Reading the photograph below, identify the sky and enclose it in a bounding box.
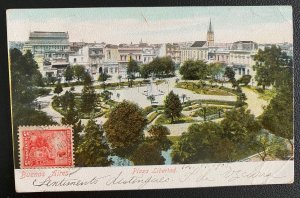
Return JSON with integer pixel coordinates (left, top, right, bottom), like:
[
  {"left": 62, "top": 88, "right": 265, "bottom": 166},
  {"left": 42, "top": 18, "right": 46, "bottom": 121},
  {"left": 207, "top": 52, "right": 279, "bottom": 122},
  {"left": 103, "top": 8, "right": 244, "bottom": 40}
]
[{"left": 6, "top": 6, "right": 293, "bottom": 44}]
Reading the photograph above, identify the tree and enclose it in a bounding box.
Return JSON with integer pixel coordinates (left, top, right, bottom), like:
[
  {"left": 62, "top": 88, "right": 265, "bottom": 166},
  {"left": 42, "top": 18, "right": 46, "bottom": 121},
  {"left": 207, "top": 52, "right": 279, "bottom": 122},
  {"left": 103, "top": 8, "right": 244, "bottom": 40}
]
[
  {"left": 208, "top": 63, "right": 224, "bottom": 81},
  {"left": 140, "top": 57, "right": 175, "bottom": 78},
  {"left": 149, "top": 57, "right": 162, "bottom": 77},
  {"left": 253, "top": 45, "right": 290, "bottom": 90},
  {"left": 103, "top": 101, "right": 147, "bottom": 157},
  {"left": 172, "top": 122, "right": 233, "bottom": 164},
  {"left": 179, "top": 60, "right": 208, "bottom": 80},
  {"left": 130, "top": 142, "right": 165, "bottom": 165},
  {"left": 164, "top": 91, "right": 182, "bottom": 123},
  {"left": 11, "top": 49, "right": 40, "bottom": 104},
  {"left": 61, "top": 91, "right": 83, "bottom": 154},
  {"left": 221, "top": 107, "right": 261, "bottom": 147},
  {"left": 83, "top": 72, "right": 92, "bottom": 85},
  {"left": 140, "top": 64, "right": 151, "bottom": 78},
  {"left": 23, "top": 50, "right": 40, "bottom": 76},
  {"left": 101, "top": 90, "right": 113, "bottom": 101},
  {"left": 32, "top": 72, "right": 44, "bottom": 87},
  {"left": 54, "top": 82, "right": 63, "bottom": 95},
  {"left": 98, "top": 72, "right": 110, "bottom": 82},
  {"left": 224, "top": 67, "right": 236, "bottom": 86},
  {"left": 64, "top": 66, "right": 74, "bottom": 82},
  {"left": 238, "top": 75, "right": 251, "bottom": 86},
  {"left": 80, "top": 83, "right": 96, "bottom": 113},
  {"left": 60, "top": 90, "right": 74, "bottom": 111},
  {"left": 160, "top": 56, "right": 176, "bottom": 76},
  {"left": 73, "top": 65, "right": 86, "bottom": 81},
  {"left": 197, "top": 61, "right": 209, "bottom": 80},
  {"left": 45, "top": 74, "right": 57, "bottom": 85},
  {"left": 261, "top": 78, "right": 293, "bottom": 154},
  {"left": 256, "top": 133, "right": 290, "bottom": 161},
  {"left": 235, "top": 92, "right": 247, "bottom": 107},
  {"left": 10, "top": 49, "right": 55, "bottom": 168},
  {"left": 127, "top": 59, "right": 139, "bottom": 76},
  {"left": 76, "top": 119, "right": 112, "bottom": 166},
  {"left": 147, "top": 124, "right": 172, "bottom": 151},
  {"left": 118, "top": 75, "right": 122, "bottom": 87}
]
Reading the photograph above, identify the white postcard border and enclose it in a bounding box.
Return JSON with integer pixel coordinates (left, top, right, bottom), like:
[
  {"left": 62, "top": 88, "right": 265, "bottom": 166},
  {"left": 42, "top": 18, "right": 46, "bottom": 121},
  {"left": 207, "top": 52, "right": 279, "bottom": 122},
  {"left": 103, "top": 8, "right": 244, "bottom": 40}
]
[{"left": 15, "top": 160, "right": 294, "bottom": 192}]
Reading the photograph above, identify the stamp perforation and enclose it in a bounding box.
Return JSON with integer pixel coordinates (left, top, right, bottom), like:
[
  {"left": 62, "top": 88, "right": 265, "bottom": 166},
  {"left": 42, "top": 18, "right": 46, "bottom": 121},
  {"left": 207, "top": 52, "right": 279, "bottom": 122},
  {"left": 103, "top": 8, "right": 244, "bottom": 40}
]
[{"left": 18, "top": 125, "right": 74, "bottom": 169}]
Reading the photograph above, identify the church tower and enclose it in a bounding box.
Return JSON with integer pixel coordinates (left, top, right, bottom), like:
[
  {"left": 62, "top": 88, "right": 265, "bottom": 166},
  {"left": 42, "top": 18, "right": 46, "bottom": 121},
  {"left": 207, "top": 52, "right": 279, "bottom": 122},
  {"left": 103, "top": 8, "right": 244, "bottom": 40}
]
[{"left": 207, "top": 19, "right": 214, "bottom": 47}]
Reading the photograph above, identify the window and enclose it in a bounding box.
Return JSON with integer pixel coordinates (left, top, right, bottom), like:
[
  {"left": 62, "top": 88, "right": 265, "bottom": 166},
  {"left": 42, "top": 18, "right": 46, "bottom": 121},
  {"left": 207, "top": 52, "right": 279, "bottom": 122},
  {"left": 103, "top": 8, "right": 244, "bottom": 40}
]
[{"left": 108, "top": 51, "right": 111, "bottom": 59}]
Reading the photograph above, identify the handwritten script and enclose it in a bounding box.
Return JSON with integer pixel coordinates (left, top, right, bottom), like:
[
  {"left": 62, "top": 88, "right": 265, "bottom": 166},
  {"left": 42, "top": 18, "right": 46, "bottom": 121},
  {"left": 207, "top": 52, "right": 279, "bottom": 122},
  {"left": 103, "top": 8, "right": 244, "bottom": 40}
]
[{"left": 15, "top": 161, "right": 293, "bottom": 192}]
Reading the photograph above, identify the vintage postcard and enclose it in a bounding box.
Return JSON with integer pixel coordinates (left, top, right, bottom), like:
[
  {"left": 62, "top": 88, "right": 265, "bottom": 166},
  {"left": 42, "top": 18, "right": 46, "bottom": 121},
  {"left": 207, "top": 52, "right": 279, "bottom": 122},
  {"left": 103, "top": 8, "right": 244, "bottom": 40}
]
[{"left": 7, "top": 6, "right": 293, "bottom": 192}]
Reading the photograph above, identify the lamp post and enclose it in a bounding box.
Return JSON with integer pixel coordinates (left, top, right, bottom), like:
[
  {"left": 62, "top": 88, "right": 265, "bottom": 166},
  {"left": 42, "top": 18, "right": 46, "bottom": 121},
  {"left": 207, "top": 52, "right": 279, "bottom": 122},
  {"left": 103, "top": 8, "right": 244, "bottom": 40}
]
[
  {"left": 167, "top": 80, "right": 170, "bottom": 93},
  {"left": 203, "top": 104, "right": 208, "bottom": 121}
]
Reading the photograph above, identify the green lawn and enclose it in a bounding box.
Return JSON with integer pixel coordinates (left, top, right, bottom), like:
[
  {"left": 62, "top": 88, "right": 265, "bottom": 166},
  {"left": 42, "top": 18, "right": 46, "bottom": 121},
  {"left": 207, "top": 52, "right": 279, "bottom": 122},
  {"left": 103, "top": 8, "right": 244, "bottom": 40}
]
[
  {"left": 52, "top": 94, "right": 116, "bottom": 119},
  {"left": 191, "top": 106, "right": 224, "bottom": 117},
  {"left": 192, "top": 99, "right": 237, "bottom": 106},
  {"left": 176, "top": 82, "right": 236, "bottom": 96},
  {"left": 147, "top": 111, "right": 161, "bottom": 124},
  {"left": 155, "top": 114, "right": 195, "bottom": 125},
  {"left": 168, "top": 136, "right": 181, "bottom": 144},
  {"left": 94, "top": 79, "right": 165, "bottom": 90}
]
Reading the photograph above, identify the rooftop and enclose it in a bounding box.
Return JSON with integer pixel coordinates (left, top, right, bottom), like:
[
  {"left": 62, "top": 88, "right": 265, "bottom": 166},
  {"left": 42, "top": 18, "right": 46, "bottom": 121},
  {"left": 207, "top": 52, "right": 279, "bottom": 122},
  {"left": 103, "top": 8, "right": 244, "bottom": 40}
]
[
  {"left": 190, "top": 41, "right": 207, "bottom": 48},
  {"left": 231, "top": 41, "right": 258, "bottom": 51},
  {"left": 29, "top": 31, "right": 69, "bottom": 39}
]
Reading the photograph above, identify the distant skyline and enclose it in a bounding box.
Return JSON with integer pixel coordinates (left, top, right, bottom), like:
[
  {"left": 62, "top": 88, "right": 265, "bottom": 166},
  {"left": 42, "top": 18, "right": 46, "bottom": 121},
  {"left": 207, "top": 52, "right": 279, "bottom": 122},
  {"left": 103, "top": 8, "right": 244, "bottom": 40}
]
[{"left": 6, "top": 6, "right": 293, "bottom": 44}]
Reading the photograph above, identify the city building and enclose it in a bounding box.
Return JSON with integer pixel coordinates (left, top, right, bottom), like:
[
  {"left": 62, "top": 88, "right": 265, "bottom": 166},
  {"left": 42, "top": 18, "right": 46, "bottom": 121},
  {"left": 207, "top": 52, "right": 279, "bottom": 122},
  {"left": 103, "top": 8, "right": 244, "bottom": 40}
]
[
  {"left": 208, "top": 48, "right": 230, "bottom": 64},
  {"left": 103, "top": 44, "right": 120, "bottom": 76},
  {"left": 23, "top": 31, "right": 71, "bottom": 77},
  {"left": 118, "top": 46, "right": 143, "bottom": 77},
  {"left": 180, "top": 20, "right": 215, "bottom": 64},
  {"left": 228, "top": 41, "right": 258, "bottom": 80},
  {"left": 69, "top": 43, "right": 109, "bottom": 80},
  {"left": 158, "top": 43, "right": 181, "bottom": 65},
  {"left": 142, "top": 47, "right": 158, "bottom": 64},
  {"left": 70, "top": 42, "right": 86, "bottom": 52},
  {"left": 9, "top": 41, "right": 24, "bottom": 50},
  {"left": 180, "top": 41, "right": 209, "bottom": 63}
]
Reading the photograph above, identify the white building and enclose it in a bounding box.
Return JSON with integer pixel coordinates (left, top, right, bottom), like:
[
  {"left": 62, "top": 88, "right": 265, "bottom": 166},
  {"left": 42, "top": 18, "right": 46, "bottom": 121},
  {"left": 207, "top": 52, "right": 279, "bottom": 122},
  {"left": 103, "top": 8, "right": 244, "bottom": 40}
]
[
  {"left": 228, "top": 41, "right": 258, "bottom": 80},
  {"left": 208, "top": 48, "right": 230, "bottom": 64},
  {"left": 180, "top": 41, "right": 209, "bottom": 63},
  {"left": 158, "top": 43, "right": 181, "bottom": 65},
  {"left": 117, "top": 47, "right": 143, "bottom": 77},
  {"left": 69, "top": 43, "right": 106, "bottom": 80},
  {"left": 142, "top": 47, "right": 158, "bottom": 64},
  {"left": 23, "top": 31, "right": 71, "bottom": 77}
]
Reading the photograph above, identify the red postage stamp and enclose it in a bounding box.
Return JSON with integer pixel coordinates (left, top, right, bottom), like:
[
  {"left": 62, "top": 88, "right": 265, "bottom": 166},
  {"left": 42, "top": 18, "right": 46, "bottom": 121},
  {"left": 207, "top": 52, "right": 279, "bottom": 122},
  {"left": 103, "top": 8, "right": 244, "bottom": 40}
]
[{"left": 18, "top": 126, "right": 73, "bottom": 168}]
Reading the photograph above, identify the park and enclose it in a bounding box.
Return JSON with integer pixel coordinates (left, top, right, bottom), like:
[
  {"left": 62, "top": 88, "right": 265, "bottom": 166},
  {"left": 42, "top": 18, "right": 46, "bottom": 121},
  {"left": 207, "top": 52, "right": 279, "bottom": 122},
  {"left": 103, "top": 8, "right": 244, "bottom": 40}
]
[{"left": 10, "top": 46, "right": 293, "bottom": 167}]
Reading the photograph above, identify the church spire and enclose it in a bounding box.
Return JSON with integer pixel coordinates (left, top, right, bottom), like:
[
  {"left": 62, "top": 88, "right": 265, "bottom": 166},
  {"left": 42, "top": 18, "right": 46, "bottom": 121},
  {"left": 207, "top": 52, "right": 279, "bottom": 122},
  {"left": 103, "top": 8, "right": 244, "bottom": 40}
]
[
  {"left": 208, "top": 18, "right": 213, "bottom": 33},
  {"left": 207, "top": 19, "right": 214, "bottom": 47}
]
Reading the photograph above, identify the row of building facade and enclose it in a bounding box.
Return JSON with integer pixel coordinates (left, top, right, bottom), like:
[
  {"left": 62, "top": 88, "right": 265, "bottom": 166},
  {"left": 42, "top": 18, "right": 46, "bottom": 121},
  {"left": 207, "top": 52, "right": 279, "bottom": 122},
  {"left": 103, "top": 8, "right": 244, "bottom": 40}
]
[{"left": 12, "top": 20, "right": 293, "bottom": 81}]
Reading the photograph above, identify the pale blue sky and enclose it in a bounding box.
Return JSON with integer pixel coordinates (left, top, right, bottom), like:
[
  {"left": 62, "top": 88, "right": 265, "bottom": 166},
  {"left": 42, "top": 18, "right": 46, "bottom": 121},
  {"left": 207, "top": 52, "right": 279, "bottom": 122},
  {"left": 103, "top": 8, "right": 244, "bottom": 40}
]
[{"left": 6, "top": 6, "right": 293, "bottom": 44}]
